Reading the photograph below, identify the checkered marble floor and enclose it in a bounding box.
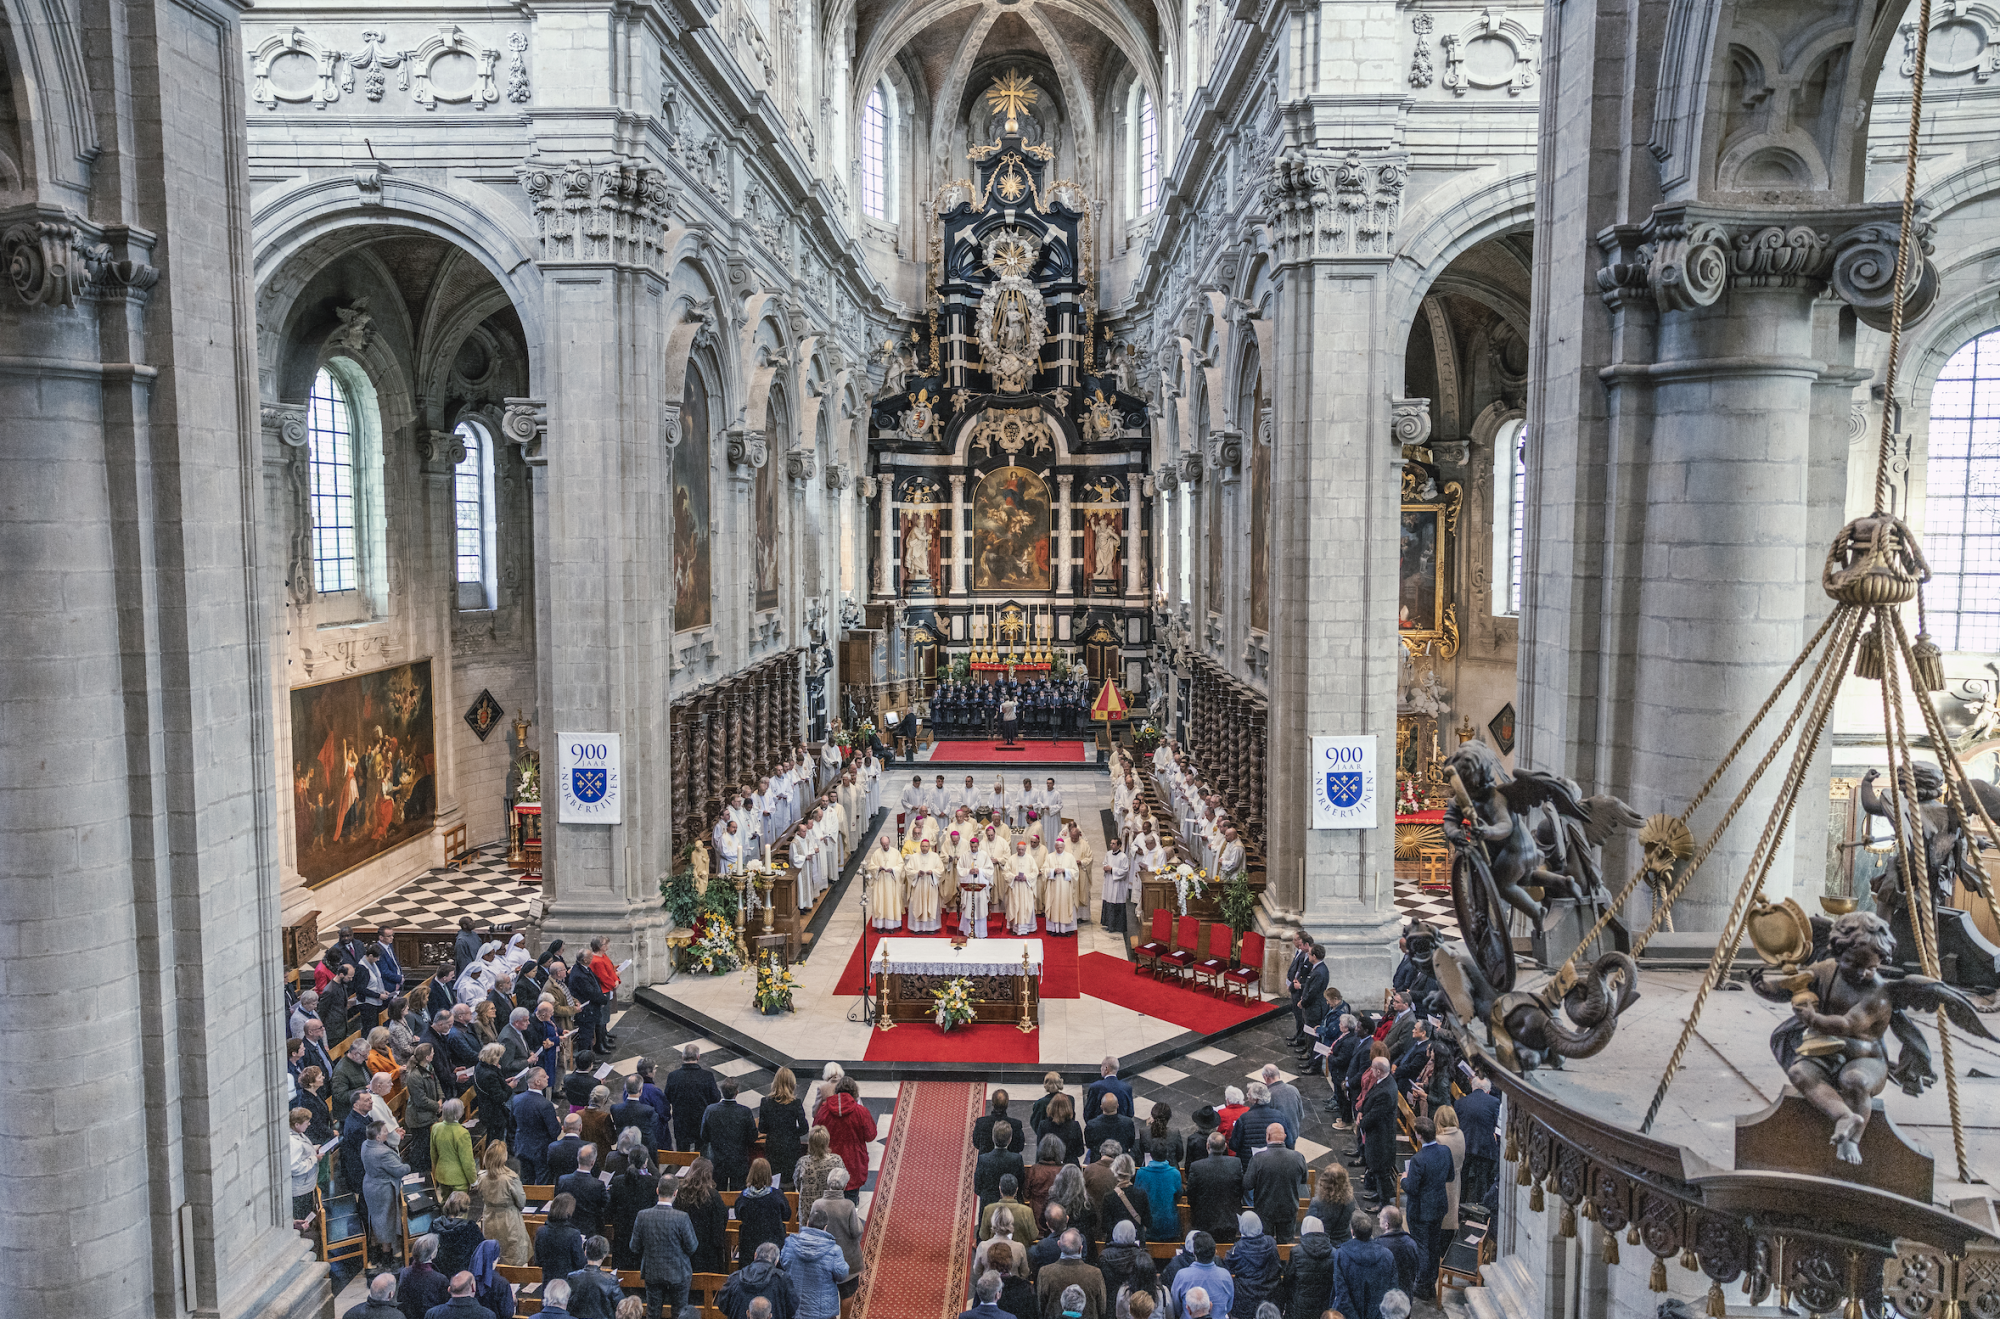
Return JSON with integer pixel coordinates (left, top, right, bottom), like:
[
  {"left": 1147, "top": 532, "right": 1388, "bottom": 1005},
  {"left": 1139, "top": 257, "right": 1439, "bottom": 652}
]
[
  {"left": 338, "top": 848, "right": 539, "bottom": 935},
  {"left": 1394, "top": 880, "right": 1460, "bottom": 943}
]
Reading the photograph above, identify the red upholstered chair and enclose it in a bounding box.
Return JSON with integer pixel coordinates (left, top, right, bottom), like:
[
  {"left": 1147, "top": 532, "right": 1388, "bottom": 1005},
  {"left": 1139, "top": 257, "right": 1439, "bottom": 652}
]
[
  {"left": 1162, "top": 915, "right": 1200, "bottom": 983},
  {"left": 1135, "top": 908, "right": 1173, "bottom": 979},
  {"left": 1224, "top": 930, "right": 1266, "bottom": 1003},
  {"left": 1192, "top": 923, "right": 1234, "bottom": 996}
]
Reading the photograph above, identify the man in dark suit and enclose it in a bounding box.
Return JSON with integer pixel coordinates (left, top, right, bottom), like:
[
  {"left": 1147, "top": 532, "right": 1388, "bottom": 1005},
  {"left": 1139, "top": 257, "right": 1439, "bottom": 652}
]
[
  {"left": 498, "top": 1008, "right": 538, "bottom": 1082},
  {"left": 298, "top": 1018, "right": 337, "bottom": 1082},
  {"left": 511, "top": 1071, "right": 564, "bottom": 1185},
  {"left": 1380, "top": 991, "right": 1417, "bottom": 1062},
  {"left": 632, "top": 1179, "right": 700, "bottom": 1317},
  {"left": 1282, "top": 930, "right": 1312, "bottom": 1037},
  {"left": 975, "top": 1121, "right": 1027, "bottom": 1206},
  {"left": 452, "top": 917, "right": 482, "bottom": 977},
  {"left": 337, "top": 1092, "right": 374, "bottom": 1196},
  {"left": 973, "top": 1092, "right": 1027, "bottom": 1154},
  {"left": 1453, "top": 1076, "right": 1502, "bottom": 1204},
  {"left": 664, "top": 1044, "right": 722, "bottom": 1152},
  {"left": 1084, "top": 1097, "right": 1136, "bottom": 1163},
  {"left": 444, "top": 1005, "right": 482, "bottom": 1076},
  {"left": 1356, "top": 1059, "right": 1400, "bottom": 1205},
  {"left": 1028, "top": 1205, "right": 1070, "bottom": 1274},
  {"left": 547, "top": 1114, "right": 586, "bottom": 1182},
  {"left": 1290, "top": 944, "right": 1329, "bottom": 1047},
  {"left": 1185, "top": 1131, "right": 1245, "bottom": 1242},
  {"left": 1225, "top": 1084, "right": 1294, "bottom": 1166},
  {"left": 558, "top": 1143, "right": 613, "bottom": 1237},
  {"left": 1244, "top": 1122, "right": 1309, "bottom": 1243},
  {"left": 611, "top": 1075, "right": 660, "bottom": 1160},
  {"left": 699, "top": 1081, "right": 760, "bottom": 1190},
  {"left": 568, "top": 957, "right": 610, "bottom": 1059},
  {"left": 1400, "top": 1117, "right": 1455, "bottom": 1299},
  {"left": 1083, "top": 1058, "right": 1133, "bottom": 1126}
]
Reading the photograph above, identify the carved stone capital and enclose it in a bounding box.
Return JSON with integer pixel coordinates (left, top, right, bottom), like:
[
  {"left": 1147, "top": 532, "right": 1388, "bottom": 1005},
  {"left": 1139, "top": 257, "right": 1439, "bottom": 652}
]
[
  {"left": 1056, "top": 472, "right": 1075, "bottom": 491},
  {"left": 261, "top": 402, "right": 309, "bottom": 448},
  {"left": 947, "top": 472, "right": 968, "bottom": 493},
  {"left": 1211, "top": 427, "right": 1244, "bottom": 478},
  {"left": 1262, "top": 148, "right": 1408, "bottom": 265},
  {"left": 825, "top": 462, "right": 849, "bottom": 492},
  {"left": 726, "top": 427, "right": 768, "bottom": 472},
  {"left": 0, "top": 209, "right": 158, "bottom": 310},
  {"left": 1595, "top": 202, "right": 1939, "bottom": 327},
  {"left": 418, "top": 428, "right": 468, "bottom": 474},
  {"left": 662, "top": 401, "right": 683, "bottom": 448},
  {"left": 785, "top": 448, "right": 816, "bottom": 484},
  {"left": 860, "top": 474, "right": 879, "bottom": 499},
  {"left": 1391, "top": 397, "right": 1432, "bottom": 448},
  {"left": 1178, "top": 451, "right": 1204, "bottom": 486},
  {"left": 518, "top": 154, "right": 672, "bottom": 268},
  {"left": 501, "top": 397, "right": 548, "bottom": 466},
  {"left": 1155, "top": 462, "right": 1180, "bottom": 495}
]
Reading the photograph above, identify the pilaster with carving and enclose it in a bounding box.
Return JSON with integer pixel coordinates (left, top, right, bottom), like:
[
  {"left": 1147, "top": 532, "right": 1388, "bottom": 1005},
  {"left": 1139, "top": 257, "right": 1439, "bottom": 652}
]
[
  {"left": 1262, "top": 150, "right": 1409, "bottom": 265},
  {"left": 518, "top": 157, "right": 674, "bottom": 268},
  {"left": 261, "top": 403, "right": 313, "bottom": 611},
  {"left": 501, "top": 397, "right": 547, "bottom": 466},
  {"left": 1211, "top": 427, "right": 1243, "bottom": 482}
]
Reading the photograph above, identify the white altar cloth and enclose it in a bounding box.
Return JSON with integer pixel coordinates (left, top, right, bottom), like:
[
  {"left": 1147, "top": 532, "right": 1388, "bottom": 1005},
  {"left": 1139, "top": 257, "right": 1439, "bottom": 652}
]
[{"left": 874, "top": 936, "right": 1044, "bottom": 977}]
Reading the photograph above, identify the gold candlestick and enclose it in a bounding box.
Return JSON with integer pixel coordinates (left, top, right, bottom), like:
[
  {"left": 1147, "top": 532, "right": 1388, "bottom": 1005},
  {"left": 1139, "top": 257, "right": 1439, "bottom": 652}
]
[
  {"left": 1017, "top": 943, "right": 1036, "bottom": 1034},
  {"left": 875, "top": 945, "right": 895, "bottom": 1031}
]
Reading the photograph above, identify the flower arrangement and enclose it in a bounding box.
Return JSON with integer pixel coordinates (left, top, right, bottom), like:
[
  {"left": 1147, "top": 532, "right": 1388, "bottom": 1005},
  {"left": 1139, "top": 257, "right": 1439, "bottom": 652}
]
[
  {"left": 1130, "top": 722, "right": 1164, "bottom": 754},
  {"left": 689, "top": 923, "right": 742, "bottom": 975},
  {"left": 933, "top": 977, "right": 977, "bottom": 1031},
  {"left": 1172, "top": 862, "right": 1208, "bottom": 916},
  {"left": 754, "top": 958, "right": 800, "bottom": 1014}
]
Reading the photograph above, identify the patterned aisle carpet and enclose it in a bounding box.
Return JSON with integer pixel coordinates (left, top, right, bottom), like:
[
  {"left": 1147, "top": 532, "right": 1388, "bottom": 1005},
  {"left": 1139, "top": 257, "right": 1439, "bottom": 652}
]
[{"left": 854, "top": 1081, "right": 984, "bottom": 1319}]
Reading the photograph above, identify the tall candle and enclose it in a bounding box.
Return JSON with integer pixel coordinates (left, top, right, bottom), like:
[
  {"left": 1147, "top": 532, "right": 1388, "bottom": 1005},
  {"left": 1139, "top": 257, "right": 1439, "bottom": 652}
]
[{"left": 764, "top": 843, "right": 772, "bottom": 868}]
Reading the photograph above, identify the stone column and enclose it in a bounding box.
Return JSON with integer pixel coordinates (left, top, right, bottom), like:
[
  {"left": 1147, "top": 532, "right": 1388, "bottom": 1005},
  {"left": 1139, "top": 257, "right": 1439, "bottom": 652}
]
[
  {"left": 949, "top": 472, "right": 968, "bottom": 595},
  {"left": 417, "top": 430, "right": 466, "bottom": 834},
  {"left": 874, "top": 471, "right": 895, "bottom": 597},
  {"left": 1127, "top": 468, "right": 1145, "bottom": 597},
  {"left": 1057, "top": 473, "right": 1075, "bottom": 594},
  {"left": 1259, "top": 148, "right": 1410, "bottom": 983},
  {"left": 1155, "top": 464, "right": 1177, "bottom": 607},
  {"left": 1571, "top": 208, "right": 1924, "bottom": 926}
]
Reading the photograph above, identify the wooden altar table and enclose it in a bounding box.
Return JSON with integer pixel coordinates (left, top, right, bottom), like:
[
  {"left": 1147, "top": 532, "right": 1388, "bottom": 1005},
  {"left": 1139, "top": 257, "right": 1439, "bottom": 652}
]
[{"left": 873, "top": 936, "right": 1042, "bottom": 1025}]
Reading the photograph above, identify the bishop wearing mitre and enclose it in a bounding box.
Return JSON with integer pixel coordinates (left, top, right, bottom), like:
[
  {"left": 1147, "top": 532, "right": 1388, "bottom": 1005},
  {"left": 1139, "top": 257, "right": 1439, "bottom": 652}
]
[
  {"left": 1043, "top": 835, "right": 1080, "bottom": 936},
  {"left": 1004, "top": 838, "right": 1041, "bottom": 936},
  {"left": 906, "top": 837, "right": 945, "bottom": 933},
  {"left": 867, "top": 834, "right": 904, "bottom": 931}
]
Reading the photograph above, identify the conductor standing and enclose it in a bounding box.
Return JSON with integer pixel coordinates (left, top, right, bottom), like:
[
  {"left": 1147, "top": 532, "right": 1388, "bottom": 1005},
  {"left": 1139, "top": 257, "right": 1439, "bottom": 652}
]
[{"left": 999, "top": 694, "right": 1020, "bottom": 745}]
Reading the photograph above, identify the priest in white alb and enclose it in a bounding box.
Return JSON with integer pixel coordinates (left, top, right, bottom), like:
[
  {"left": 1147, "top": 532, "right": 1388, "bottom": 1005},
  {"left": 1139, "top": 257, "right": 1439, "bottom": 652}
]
[
  {"left": 1064, "top": 820, "right": 1094, "bottom": 925},
  {"left": 983, "top": 776, "right": 1009, "bottom": 822},
  {"left": 905, "top": 836, "right": 945, "bottom": 933},
  {"left": 1004, "top": 838, "right": 1041, "bottom": 936},
  {"left": 713, "top": 815, "right": 745, "bottom": 874},
  {"left": 788, "top": 821, "right": 818, "bottom": 912},
  {"left": 1043, "top": 834, "right": 1080, "bottom": 936},
  {"left": 1099, "top": 835, "right": 1134, "bottom": 932},
  {"left": 866, "top": 834, "right": 903, "bottom": 931},
  {"left": 1215, "top": 824, "right": 1246, "bottom": 884},
  {"left": 958, "top": 835, "right": 993, "bottom": 938}
]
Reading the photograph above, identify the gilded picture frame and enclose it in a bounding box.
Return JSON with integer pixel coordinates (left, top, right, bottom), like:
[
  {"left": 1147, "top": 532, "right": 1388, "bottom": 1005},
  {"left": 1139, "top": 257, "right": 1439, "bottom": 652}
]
[{"left": 1399, "top": 469, "right": 1461, "bottom": 659}]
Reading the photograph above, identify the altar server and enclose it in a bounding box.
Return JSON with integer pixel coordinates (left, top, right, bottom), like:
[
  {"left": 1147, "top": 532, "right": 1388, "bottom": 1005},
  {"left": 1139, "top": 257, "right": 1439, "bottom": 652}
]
[
  {"left": 867, "top": 835, "right": 904, "bottom": 931},
  {"left": 926, "top": 775, "right": 951, "bottom": 817},
  {"left": 958, "top": 836, "right": 994, "bottom": 938},
  {"left": 1004, "top": 839, "right": 1041, "bottom": 936},
  {"left": 1013, "top": 777, "right": 1038, "bottom": 831},
  {"left": 984, "top": 776, "right": 1009, "bottom": 822},
  {"left": 1041, "top": 778, "right": 1066, "bottom": 828},
  {"left": 1043, "top": 836, "right": 1081, "bottom": 936},
  {"left": 754, "top": 776, "right": 779, "bottom": 850},
  {"left": 811, "top": 807, "right": 838, "bottom": 900},
  {"left": 1216, "top": 825, "right": 1246, "bottom": 884},
  {"left": 1100, "top": 836, "right": 1134, "bottom": 933},
  {"left": 906, "top": 837, "right": 945, "bottom": 933},
  {"left": 949, "top": 775, "right": 979, "bottom": 818},
  {"left": 820, "top": 739, "right": 842, "bottom": 791},
  {"left": 1131, "top": 828, "right": 1166, "bottom": 882},
  {"left": 713, "top": 815, "right": 745, "bottom": 874},
  {"left": 899, "top": 774, "right": 927, "bottom": 828}
]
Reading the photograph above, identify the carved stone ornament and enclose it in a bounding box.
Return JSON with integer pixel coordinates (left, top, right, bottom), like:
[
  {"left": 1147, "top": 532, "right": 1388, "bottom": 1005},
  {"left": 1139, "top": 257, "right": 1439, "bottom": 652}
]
[
  {"left": 785, "top": 448, "right": 816, "bottom": 484},
  {"left": 500, "top": 397, "right": 547, "bottom": 466},
  {"left": 661, "top": 401, "right": 682, "bottom": 448},
  {"left": 1595, "top": 202, "right": 1940, "bottom": 328},
  {"left": 406, "top": 26, "right": 502, "bottom": 109},
  {"left": 519, "top": 155, "right": 672, "bottom": 268},
  {"left": 262, "top": 402, "right": 310, "bottom": 448},
  {"left": 1177, "top": 451, "right": 1204, "bottom": 486},
  {"left": 418, "top": 428, "right": 468, "bottom": 472},
  {"left": 1155, "top": 462, "right": 1180, "bottom": 494},
  {"left": 825, "top": 462, "right": 849, "bottom": 492},
  {"left": 967, "top": 407, "right": 1054, "bottom": 459},
  {"left": 1439, "top": 7, "right": 1539, "bottom": 96},
  {"left": 1211, "top": 427, "right": 1244, "bottom": 476},
  {"left": 1263, "top": 149, "right": 1408, "bottom": 263},
  {"left": 3, "top": 217, "right": 100, "bottom": 309},
  {"left": 250, "top": 27, "right": 346, "bottom": 109},
  {"left": 726, "top": 427, "right": 768, "bottom": 471},
  {"left": 328, "top": 299, "right": 374, "bottom": 354},
  {"left": 1392, "top": 397, "right": 1433, "bottom": 447},
  {"left": 1410, "top": 12, "right": 1435, "bottom": 87}
]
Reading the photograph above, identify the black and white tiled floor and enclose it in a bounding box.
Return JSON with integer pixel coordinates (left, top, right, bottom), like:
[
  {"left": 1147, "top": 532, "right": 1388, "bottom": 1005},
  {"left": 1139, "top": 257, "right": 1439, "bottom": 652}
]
[
  {"left": 1394, "top": 883, "right": 1461, "bottom": 943},
  {"left": 335, "top": 849, "right": 540, "bottom": 936}
]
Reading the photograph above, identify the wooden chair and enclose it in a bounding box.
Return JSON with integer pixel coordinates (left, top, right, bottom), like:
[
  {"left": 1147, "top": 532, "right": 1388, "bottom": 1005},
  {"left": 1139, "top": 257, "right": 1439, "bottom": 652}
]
[
  {"left": 1134, "top": 908, "right": 1173, "bottom": 979},
  {"left": 517, "top": 1301, "right": 543, "bottom": 1316},
  {"left": 658, "top": 1150, "right": 699, "bottom": 1169},
  {"left": 1223, "top": 930, "right": 1266, "bottom": 1003},
  {"left": 1161, "top": 915, "right": 1200, "bottom": 984},
  {"left": 314, "top": 1186, "right": 368, "bottom": 1271},
  {"left": 1191, "top": 923, "right": 1234, "bottom": 995}
]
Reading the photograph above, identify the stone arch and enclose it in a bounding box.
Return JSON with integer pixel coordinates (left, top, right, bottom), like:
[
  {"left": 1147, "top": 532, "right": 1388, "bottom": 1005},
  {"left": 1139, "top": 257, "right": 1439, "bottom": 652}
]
[
  {"left": 738, "top": 292, "right": 797, "bottom": 433},
  {"left": 0, "top": 0, "right": 96, "bottom": 201},
  {"left": 1384, "top": 165, "right": 1536, "bottom": 345}
]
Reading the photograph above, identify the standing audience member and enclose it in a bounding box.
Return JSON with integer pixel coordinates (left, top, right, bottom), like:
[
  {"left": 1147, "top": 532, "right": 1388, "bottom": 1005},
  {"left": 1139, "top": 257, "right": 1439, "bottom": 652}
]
[
  {"left": 361, "top": 1122, "right": 412, "bottom": 1262},
  {"left": 1258, "top": 1065, "right": 1304, "bottom": 1139},
  {"left": 608, "top": 1136, "right": 660, "bottom": 1272},
  {"left": 1222, "top": 1213, "right": 1280, "bottom": 1319},
  {"left": 535, "top": 1194, "right": 588, "bottom": 1284},
  {"left": 976, "top": 1092, "right": 1028, "bottom": 1153},
  {"left": 1025, "top": 1136, "right": 1067, "bottom": 1222},
  {"left": 580, "top": 1085, "right": 618, "bottom": 1158},
  {"left": 1376, "top": 1206, "right": 1421, "bottom": 1298},
  {"left": 1356, "top": 1059, "right": 1399, "bottom": 1205},
  {"left": 978, "top": 1121, "right": 1028, "bottom": 1207},
  {"left": 1306, "top": 1166, "right": 1356, "bottom": 1246},
  {"left": 759, "top": 1067, "right": 811, "bottom": 1189},
  {"left": 1084, "top": 1097, "right": 1135, "bottom": 1162},
  {"left": 735, "top": 1158, "right": 792, "bottom": 1267},
  {"left": 718, "top": 1243, "right": 798, "bottom": 1319},
  {"left": 1133, "top": 1143, "right": 1182, "bottom": 1243},
  {"left": 294, "top": 1066, "right": 337, "bottom": 1145},
  {"left": 1331, "top": 1212, "right": 1398, "bottom": 1319},
  {"left": 631, "top": 1176, "right": 699, "bottom": 1319},
  {"left": 476, "top": 1141, "right": 531, "bottom": 1265},
  {"left": 1245, "top": 1124, "right": 1308, "bottom": 1243},
  {"left": 780, "top": 1206, "right": 852, "bottom": 1319},
  {"left": 512, "top": 1070, "right": 563, "bottom": 1186},
  {"left": 1185, "top": 1133, "right": 1244, "bottom": 1242},
  {"left": 813, "top": 1080, "right": 877, "bottom": 1201},
  {"left": 1279, "top": 1218, "right": 1336, "bottom": 1319},
  {"left": 566, "top": 1238, "right": 626, "bottom": 1319},
  {"left": 1097, "top": 1156, "right": 1150, "bottom": 1246},
  {"left": 418, "top": 1270, "right": 485, "bottom": 1319},
  {"left": 557, "top": 1144, "right": 611, "bottom": 1239},
  {"left": 1453, "top": 1078, "right": 1502, "bottom": 1205},
  {"left": 1434, "top": 1105, "right": 1467, "bottom": 1240},
  {"left": 962, "top": 1270, "right": 1012, "bottom": 1319},
  {"left": 678, "top": 1158, "right": 731, "bottom": 1276},
  {"left": 1084, "top": 1058, "right": 1134, "bottom": 1127},
  {"left": 402, "top": 1044, "right": 442, "bottom": 1175},
  {"left": 1035, "top": 1094, "right": 1085, "bottom": 1167},
  {"left": 396, "top": 1234, "right": 451, "bottom": 1319},
  {"left": 432, "top": 1192, "right": 483, "bottom": 1276},
  {"left": 547, "top": 1114, "right": 586, "bottom": 1182},
  {"left": 1098, "top": 1220, "right": 1159, "bottom": 1301},
  {"left": 343, "top": 1271, "right": 402, "bottom": 1318},
  {"left": 287, "top": 1110, "right": 320, "bottom": 1226},
  {"left": 665, "top": 1044, "right": 723, "bottom": 1152},
  {"left": 611, "top": 1076, "right": 657, "bottom": 1159},
  {"left": 811, "top": 1168, "right": 866, "bottom": 1305},
  {"left": 794, "top": 1126, "right": 843, "bottom": 1209},
  {"left": 1165, "top": 1236, "right": 1232, "bottom": 1319},
  {"left": 702, "top": 1081, "right": 760, "bottom": 1190},
  {"left": 1036, "top": 1230, "right": 1108, "bottom": 1319},
  {"left": 993, "top": 1244, "right": 1041, "bottom": 1319}
]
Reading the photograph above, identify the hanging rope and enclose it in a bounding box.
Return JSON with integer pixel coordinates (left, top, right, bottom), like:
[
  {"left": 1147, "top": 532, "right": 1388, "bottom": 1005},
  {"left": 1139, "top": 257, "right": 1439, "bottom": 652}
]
[{"left": 1872, "top": 0, "right": 1936, "bottom": 514}]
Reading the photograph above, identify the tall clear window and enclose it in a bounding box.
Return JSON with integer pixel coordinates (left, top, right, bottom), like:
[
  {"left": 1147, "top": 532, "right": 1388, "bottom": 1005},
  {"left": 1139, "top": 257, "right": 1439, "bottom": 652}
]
[
  {"left": 861, "top": 87, "right": 887, "bottom": 220},
  {"left": 1926, "top": 329, "right": 2000, "bottom": 651},
  {"left": 1139, "top": 90, "right": 1159, "bottom": 212},
  {"left": 454, "top": 422, "right": 487, "bottom": 591},
  {"left": 308, "top": 368, "right": 356, "bottom": 594},
  {"left": 1491, "top": 419, "right": 1528, "bottom": 616}
]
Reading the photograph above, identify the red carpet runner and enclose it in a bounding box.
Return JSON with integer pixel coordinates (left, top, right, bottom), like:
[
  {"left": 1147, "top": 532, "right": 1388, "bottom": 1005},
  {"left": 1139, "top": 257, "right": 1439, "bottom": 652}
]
[
  {"left": 854, "top": 1081, "right": 985, "bottom": 1319},
  {"left": 926, "top": 740, "right": 1088, "bottom": 762}
]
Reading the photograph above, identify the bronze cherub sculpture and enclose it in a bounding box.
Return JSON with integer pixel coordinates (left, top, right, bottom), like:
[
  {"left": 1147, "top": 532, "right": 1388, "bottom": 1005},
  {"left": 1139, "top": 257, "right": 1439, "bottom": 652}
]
[{"left": 1750, "top": 910, "right": 1994, "bottom": 1164}]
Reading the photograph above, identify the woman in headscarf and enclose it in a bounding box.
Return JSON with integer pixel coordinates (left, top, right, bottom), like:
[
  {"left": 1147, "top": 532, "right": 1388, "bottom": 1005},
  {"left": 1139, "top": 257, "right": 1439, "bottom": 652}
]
[
  {"left": 454, "top": 943, "right": 500, "bottom": 1005},
  {"left": 498, "top": 932, "right": 533, "bottom": 977}
]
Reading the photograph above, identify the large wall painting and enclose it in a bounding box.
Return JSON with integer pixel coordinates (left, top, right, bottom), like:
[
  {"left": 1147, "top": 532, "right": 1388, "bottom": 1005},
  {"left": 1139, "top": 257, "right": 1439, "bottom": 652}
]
[
  {"left": 673, "top": 366, "right": 712, "bottom": 632},
  {"left": 1399, "top": 468, "right": 1461, "bottom": 658},
  {"left": 972, "top": 466, "right": 1051, "bottom": 592},
  {"left": 754, "top": 439, "right": 780, "bottom": 612},
  {"left": 291, "top": 660, "right": 437, "bottom": 886}
]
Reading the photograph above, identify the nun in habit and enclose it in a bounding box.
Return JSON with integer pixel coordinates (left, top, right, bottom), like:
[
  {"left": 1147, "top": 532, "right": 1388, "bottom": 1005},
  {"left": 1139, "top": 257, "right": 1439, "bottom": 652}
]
[
  {"left": 1004, "top": 839, "right": 1041, "bottom": 937},
  {"left": 867, "top": 836, "right": 904, "bottom": 931},
  {"left": 1043, "top": 836, "right": 1080, "bottom": 937},
  {"left": 905, "top": 837, "right": 945, "bottom": 934}
]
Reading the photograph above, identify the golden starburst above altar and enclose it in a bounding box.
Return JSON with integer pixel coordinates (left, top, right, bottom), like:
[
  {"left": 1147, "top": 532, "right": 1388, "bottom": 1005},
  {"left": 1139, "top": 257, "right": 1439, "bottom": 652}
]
[{"left": 986, "top": 69, "right": 1038, "bottom": 134}]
